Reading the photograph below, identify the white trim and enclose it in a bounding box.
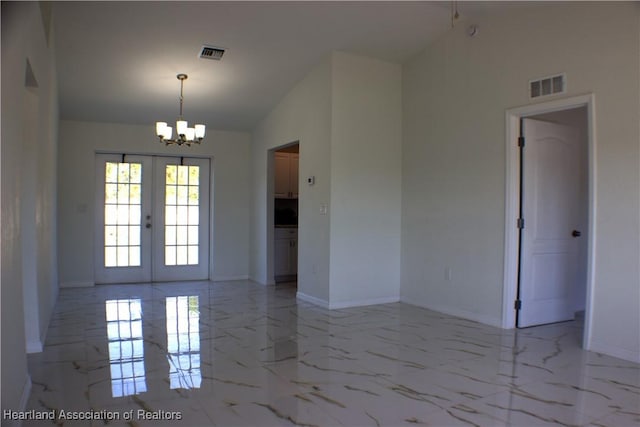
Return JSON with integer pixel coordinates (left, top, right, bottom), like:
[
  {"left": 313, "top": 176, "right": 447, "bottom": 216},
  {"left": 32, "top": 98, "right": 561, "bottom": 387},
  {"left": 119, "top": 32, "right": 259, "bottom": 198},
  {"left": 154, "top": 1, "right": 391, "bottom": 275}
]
[
  {"left": 60, "top": 281, "right": 94, "bottom": 288},
  {"left": 329, "top": 296, "right": 400, "bottom": 310},
  {"left": 503, "top": 111, "right": 521, "bottom": 328},
  {"left": 266, "top": 141, "right": 300, "bottom": 294},
  {"left": 296, "top": 292, "right": 329, "bottom": 309},
  {"left": 211, "top": 275, "right": 249, "bottom": 282},
  {"left": 19, "top": 374, "right": 32, "bottom": 411},
  {"left": 503, "top": 94, "right": 596, "bottom": 351},
  {"left": 209, "top": 156, "right": 216, "bottom": 282},
  {"left": 402, "top": 297, "right": 502, "bottom": 328},
  {"left": 589, "top": 340, "right": 640, "bottom": 364}
]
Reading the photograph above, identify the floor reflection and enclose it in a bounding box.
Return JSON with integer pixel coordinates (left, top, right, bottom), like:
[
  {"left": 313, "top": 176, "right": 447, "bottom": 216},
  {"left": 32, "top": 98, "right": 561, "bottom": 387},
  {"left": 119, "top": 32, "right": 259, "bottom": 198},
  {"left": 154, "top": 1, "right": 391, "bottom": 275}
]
[
  {"left": 105, "top": 298, "right": 146, "bottom": 397},
  {"left": 28, "top": 282, "right": 640, "bottom": 426},
  {"left": 166, "top": 295, "right": 201, "bottom": 389}
]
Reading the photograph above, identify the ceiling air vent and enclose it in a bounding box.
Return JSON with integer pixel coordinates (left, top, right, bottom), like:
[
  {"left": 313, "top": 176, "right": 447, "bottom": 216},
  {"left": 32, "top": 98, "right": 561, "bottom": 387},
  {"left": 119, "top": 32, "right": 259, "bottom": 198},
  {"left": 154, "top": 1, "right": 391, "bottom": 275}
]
[
  {"left": 199, "top": 45, "right": 225, "bottom": 61},
  {"left": 529, "top": 73, "right": 565, "bottom": 99}
]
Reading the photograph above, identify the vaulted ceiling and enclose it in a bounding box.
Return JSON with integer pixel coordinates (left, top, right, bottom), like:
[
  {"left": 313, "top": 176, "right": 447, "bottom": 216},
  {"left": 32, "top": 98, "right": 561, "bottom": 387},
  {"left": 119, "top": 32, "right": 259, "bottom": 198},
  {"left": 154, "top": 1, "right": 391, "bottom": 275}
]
[{"left": 52, "top": 1, "right": 525, "bottom": 131}]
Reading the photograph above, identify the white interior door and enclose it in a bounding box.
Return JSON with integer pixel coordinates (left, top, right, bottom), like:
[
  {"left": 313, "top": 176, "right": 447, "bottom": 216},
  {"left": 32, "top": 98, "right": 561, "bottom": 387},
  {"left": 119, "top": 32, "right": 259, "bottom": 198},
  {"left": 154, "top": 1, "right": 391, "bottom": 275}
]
[
  {"left": 519, "top": 119, "right": 582, "bottom": 327},
  {"left": 96, "top": 154, "right": 209, "bottom": 284}
]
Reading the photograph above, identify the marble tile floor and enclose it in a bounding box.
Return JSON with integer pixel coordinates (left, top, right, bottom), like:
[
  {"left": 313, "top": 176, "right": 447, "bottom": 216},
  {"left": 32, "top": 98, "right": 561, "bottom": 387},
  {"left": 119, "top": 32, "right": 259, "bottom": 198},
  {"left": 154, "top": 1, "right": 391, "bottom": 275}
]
[{"left": 23, "top": 281, "right": 639, "bottom": 427}]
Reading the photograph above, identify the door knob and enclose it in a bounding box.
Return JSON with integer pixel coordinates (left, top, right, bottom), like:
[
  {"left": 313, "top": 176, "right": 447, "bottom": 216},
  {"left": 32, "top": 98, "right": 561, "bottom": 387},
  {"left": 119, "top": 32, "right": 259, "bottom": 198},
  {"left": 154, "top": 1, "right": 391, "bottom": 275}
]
[
  {"left": 572, "top": 230, "right": 581, "bottom": 237},
  {"left": 146, "top": 223, "right": 152, "bottom": 229}
]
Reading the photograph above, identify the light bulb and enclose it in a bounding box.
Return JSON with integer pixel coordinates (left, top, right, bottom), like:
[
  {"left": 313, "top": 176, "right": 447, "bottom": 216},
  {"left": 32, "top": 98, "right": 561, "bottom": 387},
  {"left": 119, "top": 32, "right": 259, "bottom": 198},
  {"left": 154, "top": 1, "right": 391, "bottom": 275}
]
[{"left": 185, "top": 127, "right": 195, "bottom": 141}]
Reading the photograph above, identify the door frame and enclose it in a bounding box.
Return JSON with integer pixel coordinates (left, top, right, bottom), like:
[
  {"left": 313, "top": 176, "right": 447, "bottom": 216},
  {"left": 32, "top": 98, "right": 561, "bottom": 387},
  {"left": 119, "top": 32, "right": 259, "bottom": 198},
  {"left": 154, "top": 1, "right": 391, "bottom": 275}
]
[
  {"left": 502, "top": 94, "right": 596, "bottom": 348},
  {"left": 267, "top": 141, "right": 299, "bottom": 285},
  {"left": 94, "top": 152, "right": 213, "bottom": 284}
]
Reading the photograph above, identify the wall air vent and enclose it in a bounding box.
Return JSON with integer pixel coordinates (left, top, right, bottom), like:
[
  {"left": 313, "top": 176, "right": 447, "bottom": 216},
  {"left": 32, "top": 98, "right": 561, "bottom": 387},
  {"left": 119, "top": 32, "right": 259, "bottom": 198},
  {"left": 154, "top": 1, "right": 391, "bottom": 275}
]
[
  {"left": 199, "top": 45, "right": 225, "bottom": 61},
  {"left": 529, "top": 73, "right": 566, "bottom": 99}
]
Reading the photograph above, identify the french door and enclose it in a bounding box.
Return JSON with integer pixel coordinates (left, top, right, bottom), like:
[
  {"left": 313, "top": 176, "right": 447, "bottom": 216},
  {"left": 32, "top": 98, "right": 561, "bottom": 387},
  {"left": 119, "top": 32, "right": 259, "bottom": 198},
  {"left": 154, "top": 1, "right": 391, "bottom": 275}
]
[{"left": 95, "top": 154, "right": 210, "bottom": 284}]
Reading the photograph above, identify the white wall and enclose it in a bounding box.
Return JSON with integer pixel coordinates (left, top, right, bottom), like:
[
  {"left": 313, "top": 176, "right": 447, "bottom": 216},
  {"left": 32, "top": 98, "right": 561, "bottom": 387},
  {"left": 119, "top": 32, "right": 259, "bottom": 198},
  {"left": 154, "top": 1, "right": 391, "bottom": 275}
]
[
  {"left": 2, "top": 0, "right": 59, "bottom": 413},
  {"left": 250, "top": 57, "right": 333, "bottom": 303},
  {"left": 329, "top": 52, "right": 402, "bottom": 307},
  {"left": 57, "top": 121, "right": 251, "bottom": 286},
  {"left": 251, "top": 52, "right": 402, "bottom": 308},
  {"left": 401, "top": 2, "right": 640, "bottom": 361}
]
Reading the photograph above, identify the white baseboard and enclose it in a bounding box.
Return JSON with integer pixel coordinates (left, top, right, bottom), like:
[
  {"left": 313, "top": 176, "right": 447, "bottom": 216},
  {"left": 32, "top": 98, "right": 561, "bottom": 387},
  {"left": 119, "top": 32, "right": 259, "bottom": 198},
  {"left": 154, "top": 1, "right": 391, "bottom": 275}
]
[
  {"left": 589, "top": 340, "right": 640, "bottom": 364},
  {"left": 400, "top": 296, "right": 503, "bottom": 328},
  {"left": 26, "top": 319, "right": 51, "bottom": 354},
  {"left": 296, "top": 292, "right": 330, "bottom": 309},
  {"left": 26, "top": 340, "right": 43, "bottom": 354},
  {"left": 60, "top": 281, "right": 94, "bottom": 288},
  {"left": 297, "top": 293, "right": 400, "bottom": 310},
  {"left": 212, "top": 275, "right": 249, "bottom": 282},
  {"left": 329, "top": 296, "right": 400, "bottom": 309}
]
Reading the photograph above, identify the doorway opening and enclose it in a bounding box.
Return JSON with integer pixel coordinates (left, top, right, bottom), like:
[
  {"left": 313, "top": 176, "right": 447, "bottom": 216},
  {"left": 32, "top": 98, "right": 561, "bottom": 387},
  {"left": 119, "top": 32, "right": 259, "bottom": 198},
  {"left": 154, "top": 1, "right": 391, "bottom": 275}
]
[
  {"left": 271, "top": 142, "right": 299, "bottom": 287},
  {"left": 503, "top": 94, "right": 596, "bottom": 349}
]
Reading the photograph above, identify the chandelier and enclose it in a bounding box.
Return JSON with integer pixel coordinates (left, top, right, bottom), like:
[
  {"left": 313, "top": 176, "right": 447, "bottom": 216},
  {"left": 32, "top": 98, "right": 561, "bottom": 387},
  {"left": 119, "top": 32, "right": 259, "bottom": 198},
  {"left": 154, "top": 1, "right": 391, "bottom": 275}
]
[{"left": 155, "top": 74, "right": 205, "bottom": 146}]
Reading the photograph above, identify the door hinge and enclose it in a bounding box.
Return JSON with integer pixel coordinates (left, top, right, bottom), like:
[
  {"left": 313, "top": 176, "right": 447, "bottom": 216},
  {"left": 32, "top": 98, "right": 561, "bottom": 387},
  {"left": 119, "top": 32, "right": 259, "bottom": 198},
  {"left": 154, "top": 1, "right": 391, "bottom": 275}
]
[
  {"left": 517, "top": 218, "right": 525, "bottom": 229},
  {"left": 518, "top": 136, "right": 525, "bottom": 147},
  {"left": 514, "top": 300, "right": 522, "bottom": 310}
]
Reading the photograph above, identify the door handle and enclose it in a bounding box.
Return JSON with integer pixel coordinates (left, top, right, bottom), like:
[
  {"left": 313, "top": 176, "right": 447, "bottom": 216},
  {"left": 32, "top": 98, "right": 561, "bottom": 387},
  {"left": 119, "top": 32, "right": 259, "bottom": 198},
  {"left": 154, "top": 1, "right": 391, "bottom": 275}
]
[
  {"left": 146, "top": 223, "right": 152, "bottom": 229},
  {"left": 572, "top": 230, "right": 581, "bottom": 237}
]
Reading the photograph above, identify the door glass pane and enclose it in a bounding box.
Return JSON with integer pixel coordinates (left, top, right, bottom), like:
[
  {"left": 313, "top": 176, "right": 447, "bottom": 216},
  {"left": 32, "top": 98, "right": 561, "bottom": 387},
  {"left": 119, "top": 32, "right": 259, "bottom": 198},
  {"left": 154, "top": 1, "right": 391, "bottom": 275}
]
[
  {"left": 129, "top": 163, "right": 142, "bottom": 183},
  {"left": 165, "top": 225, "right": 176, "bottom": 246},
  {"left": 165, "top": 165, "right": 199, "bottom": 266},
  {"left": 106, "top": 299, "right": 146, "bottom": 397},
  {"left": 104, "top": 162, "right": 142, "bottom": 268},
  {"left": 165, "top": 246, "right": 176, "bottom": 266}
]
